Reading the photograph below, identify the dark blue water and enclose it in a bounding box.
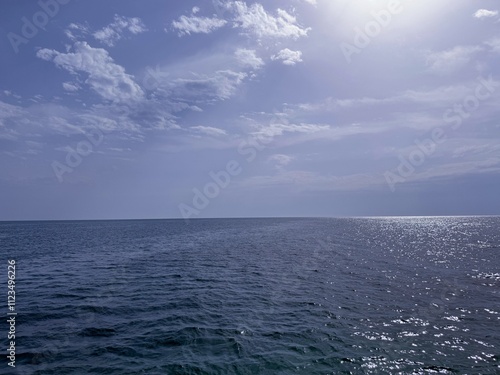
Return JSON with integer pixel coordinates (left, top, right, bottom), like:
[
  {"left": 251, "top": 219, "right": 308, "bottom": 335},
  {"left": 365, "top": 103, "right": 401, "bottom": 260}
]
[{"left": 1, "top": 217, "right": 499, "bottom": 374}]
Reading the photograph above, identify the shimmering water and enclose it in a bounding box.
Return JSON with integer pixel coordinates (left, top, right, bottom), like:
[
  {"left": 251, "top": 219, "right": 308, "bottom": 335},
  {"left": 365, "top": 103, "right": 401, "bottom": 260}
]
[{"left": 1, "top": 217, "right": 499, "bottom": 374}]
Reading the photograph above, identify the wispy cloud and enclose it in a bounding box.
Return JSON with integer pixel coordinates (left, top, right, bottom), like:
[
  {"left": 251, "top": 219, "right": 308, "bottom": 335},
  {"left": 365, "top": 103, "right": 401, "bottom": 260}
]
[
  {"left": 402, "top": 158, "right": 500, "bottom": 184},
  {"left": 484, "top": 38, "right": 500, "bottom": 53},
  {"left": 426, "top": 45, "right": 482, "bottom": 74},
  {"left": 93, "top": 15, "right": 147, "bottom": 46},
  {"left": 172, "top": 15, "right": 227, "bottom": 36},
  {"left": 0, "top": 101, "right": 23, "bottom": 140},
  {"left": 0, "top": 100, "right": 111, "bottom": 141},
  {"left": 268, "top": 154, "right": 294, "bottom": 170},
  {"left": 190, "top": 126, "right": 227, "bottom": 136},
  {"left": 254, "top": 122, "right": 329, "bottom": 138},
  {"left": 452, "top": 142, "right": 500, "bottom": 159},
  {"left": 169, "top": 70, "right": 247, "bottom": 103},
  {"left": 62, "top": 82, "right": 80, "bottom": 92},
  {"left": 65, "top": 22, "right": 90, "bottom": 41},
  {"left": 238, "top": 155, "right": 500, "bottom": 192},
  {"left": 295, "top": 83, "right": 480, "bottom": 112}
]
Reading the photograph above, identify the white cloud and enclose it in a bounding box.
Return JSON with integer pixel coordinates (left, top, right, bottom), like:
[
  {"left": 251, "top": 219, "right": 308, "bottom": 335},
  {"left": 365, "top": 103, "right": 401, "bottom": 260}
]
[
  {"left": 473, "top": 9, "right": 498, "bottom": 19},
  {"left": 231, "top": 1, "right": 310, "bottom": 39},
  {"left": 235, "top": 48, "right": 264, "bottom": 69},
  {"left": 62, "top": 82, "right": 80, "bottom": 92},
  {"left": 426, "top": 45, "right": 482, "bottom": 74},
  {"left": 190, "top": 126, "right": 227, "bottom": 136},
  {"left": 271, "top": 48, "right": 303, "bottom": 65},
  {"left": 93, "top": 15, "right": 147, "bottom": 46},
  {"left": 192, "top": 6, "right": 200, "bottom": 14},
  {"left": 172, "top": 15, "right": 227, "bottom": 36},
  {"left": 37, "top": 42, "right": 144, "bottom": 104},
  {"left": 302, "top": 0, "right": 317, "bottom": 5}
]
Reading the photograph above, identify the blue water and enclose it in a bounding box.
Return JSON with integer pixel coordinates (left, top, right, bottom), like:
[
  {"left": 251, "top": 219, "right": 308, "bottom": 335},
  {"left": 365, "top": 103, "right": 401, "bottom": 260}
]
[{"left": 1, "top": 217, "right": 499, "bottom": 374}]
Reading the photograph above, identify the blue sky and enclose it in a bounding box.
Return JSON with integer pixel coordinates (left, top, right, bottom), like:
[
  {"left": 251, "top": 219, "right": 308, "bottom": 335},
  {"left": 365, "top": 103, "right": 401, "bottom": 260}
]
[{"left": 1, "top": 0, "right": 500, "bottom": 220}]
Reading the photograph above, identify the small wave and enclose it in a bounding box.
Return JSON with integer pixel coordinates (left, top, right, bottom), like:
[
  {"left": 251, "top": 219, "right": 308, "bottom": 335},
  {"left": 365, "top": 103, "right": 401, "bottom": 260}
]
[
  {"left": 151, "top": 336, "right": 184, "bottom": 347},
  {"left": 78, "top": 305, "right": 114, "bottom": 314},
  {"left": 443, "top": 316, "right": 461, "bottom": 322},
  {"left": 79, "top": 327, "right": 116, "bottom": 337},
  {"left": 95, "top": 345, "right": 140, "bottom": 357},
  {"left": 472, "top": 272, "right": 500, "bottom": 281},
  {"left": 391, "top": 317, "right": 429, "bottom": 326},
  {"left": 467, "top": 241, "right": 500, "bottom": 249},
  {"left": 420, "top": 365, "right": 457, "bottom": 374},
  {"left": 15, "top": 349, "right": 58, "bottom": 364}
]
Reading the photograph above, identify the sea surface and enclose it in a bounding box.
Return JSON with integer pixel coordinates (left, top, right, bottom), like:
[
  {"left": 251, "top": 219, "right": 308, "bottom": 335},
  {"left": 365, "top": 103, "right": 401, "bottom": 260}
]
[{"left": 1, "top": 217, "right": 499, "bottom": 374}]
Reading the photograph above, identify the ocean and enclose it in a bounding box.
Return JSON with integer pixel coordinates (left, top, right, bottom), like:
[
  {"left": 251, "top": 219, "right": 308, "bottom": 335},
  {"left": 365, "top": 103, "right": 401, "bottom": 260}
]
[{"left": 1, "top": 217, "right": 499, "bottom": 374}]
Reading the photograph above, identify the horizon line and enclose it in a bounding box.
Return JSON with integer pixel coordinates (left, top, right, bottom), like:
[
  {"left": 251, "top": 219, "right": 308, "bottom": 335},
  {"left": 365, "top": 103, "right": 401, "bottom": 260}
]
[{"left": 1, "top": 214, "right": 499, "bottom": 223}]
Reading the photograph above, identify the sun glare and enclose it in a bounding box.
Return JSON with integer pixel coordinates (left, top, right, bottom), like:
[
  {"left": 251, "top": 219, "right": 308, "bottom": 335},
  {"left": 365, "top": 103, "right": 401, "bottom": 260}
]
[{"left": 328, "top": 0, "right": 455, "bottom": 32}]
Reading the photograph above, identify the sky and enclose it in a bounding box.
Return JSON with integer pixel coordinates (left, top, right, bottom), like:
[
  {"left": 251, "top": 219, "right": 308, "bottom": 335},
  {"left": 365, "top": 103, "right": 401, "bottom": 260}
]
[{"left": 1, "top": 0, "right": 500, "bottom": 220}]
